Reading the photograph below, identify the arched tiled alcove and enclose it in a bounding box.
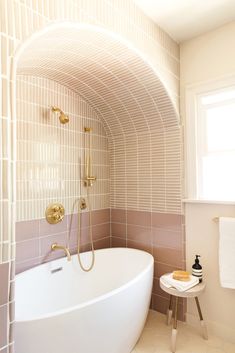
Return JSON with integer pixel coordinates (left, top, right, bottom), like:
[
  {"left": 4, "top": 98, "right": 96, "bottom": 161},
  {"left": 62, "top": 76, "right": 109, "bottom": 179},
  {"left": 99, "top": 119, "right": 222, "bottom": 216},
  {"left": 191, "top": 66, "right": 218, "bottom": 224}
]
[
  {"left": 13, "top": 23, "right": 184, "bottom": 318},
  {"left": 15, "top": 23, "right": 182, "bottom": 215},
  {"left": 0, "top": 4, "right": 181, "bottom": 351}
]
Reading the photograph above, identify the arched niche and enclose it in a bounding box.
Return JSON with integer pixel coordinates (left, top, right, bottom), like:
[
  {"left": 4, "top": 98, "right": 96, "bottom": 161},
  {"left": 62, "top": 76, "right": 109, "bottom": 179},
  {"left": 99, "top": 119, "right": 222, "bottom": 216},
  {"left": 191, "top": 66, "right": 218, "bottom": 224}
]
[{"left": 11, "top": 22, "right": 182, "bottom": 222}]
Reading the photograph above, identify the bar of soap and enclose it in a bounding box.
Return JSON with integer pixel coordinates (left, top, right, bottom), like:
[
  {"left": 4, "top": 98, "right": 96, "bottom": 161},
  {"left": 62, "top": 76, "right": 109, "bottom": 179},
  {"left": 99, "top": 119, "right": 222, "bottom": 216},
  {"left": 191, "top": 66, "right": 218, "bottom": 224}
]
[{"left": 172, "top": 270, "right": 190, "bottom": 281}]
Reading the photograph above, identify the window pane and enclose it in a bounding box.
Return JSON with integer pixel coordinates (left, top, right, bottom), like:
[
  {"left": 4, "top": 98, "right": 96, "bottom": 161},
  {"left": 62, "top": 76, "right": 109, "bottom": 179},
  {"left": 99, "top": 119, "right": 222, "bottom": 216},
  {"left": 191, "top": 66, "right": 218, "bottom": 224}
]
[
  {"left": 201, "top": 89, "right": 235, "bottom": 105},
  {"left": 202, "top": 153, "right": 235, "bottom": 200},
  {"left": 206, "top": 103, "right": 235, "bottom": 151}
]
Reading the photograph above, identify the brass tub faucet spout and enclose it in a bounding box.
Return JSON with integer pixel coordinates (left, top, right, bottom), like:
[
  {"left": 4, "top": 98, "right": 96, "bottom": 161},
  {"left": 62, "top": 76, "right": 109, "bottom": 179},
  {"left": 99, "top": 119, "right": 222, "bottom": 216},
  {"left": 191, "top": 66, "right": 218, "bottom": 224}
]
[{"left": 51, "top": 243, "right": 71, "bottom": 261}]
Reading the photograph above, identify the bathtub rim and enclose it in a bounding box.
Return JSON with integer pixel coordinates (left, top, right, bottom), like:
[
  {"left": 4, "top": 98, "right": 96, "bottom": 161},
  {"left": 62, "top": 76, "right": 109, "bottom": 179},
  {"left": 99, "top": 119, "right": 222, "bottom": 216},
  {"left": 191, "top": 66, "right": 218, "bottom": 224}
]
[{"left": 15, "top": 247, "right": 154, "bottom": 323}]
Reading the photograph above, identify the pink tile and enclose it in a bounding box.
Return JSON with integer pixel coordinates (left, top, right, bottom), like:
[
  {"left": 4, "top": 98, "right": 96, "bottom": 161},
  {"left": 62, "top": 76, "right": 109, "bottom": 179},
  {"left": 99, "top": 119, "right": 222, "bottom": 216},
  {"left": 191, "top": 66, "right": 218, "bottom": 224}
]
[
  {"left": 15, "top": 258, "right": 41, "bottom": 274},
  {"left": 79, "top": 243, "right": 91, "bottom": 253},
  {"left": 72, "top": 239, "right": 110, "bottom": 254},
  {"left": 183, "top": 298, "right": 187, "bottom": 317},
  {"left": 68, "top": 211, "right": 94, "bottom": 229},
  {"left": 179, "top": 303, "right": 186, "bottom": 321},
  {"left": 9, "top": 343, "right": 14, "bottom": 353},
  {"left": 181, "top": 260, "right": 186, "bottom": 271},
  {"left": 81, "top": 212, "right": 89, "bottom": 228},
  {"left": 127, "top": 224, "right": 151, "bottom": 244},
  {"left": 9, "top": 322, "right": 14, "bottom": 344},
  {"left": 182, "top": 240, "right": 186, "bottom": 260},
  {"left": 42, "top": 251, "right": 67, "bottom": 263},
  {"left": 153, "top": 246, "right": 184, "bottom": 267},
  {"left": 94, "top": 237, "right": 111, "bottom": 250},
  {"left": 68, "top": 228, "right": 90, "bottom": 248},
  {"left": 152, "top": 212, "right": 183, "bottom": 231},
  {"left": 111, "top": 208, "right": 126, "bottom": 223},
  {"left": 111, "top": 222, "right": 126, "bottom": 238},
  {"left": 154, "top": 262, "right": 182, "bottom": 278},
  {"left": 152, "top": 228, "right": 183, "bottom": 249},
  {"left": 39, "top": 217, "right": 67, "bottom": 237},
  {"left": 0, "top": 347, "right": 8, "bottom": 353},
  {"left": 92, "top": 223, "right": 110, "bottom": 241},
  {"left": 127, "top": 240, "right": 152, "bottom": 254},
  {"left": 152, "top": 278, "right": 169, "bottom": 298},
  {"left": 69, "top": 247, "right": 78, "bottom": 256},
  {"left": 0, "top": 263, "right": 9, "bottom": 305},
  {"left": 9, "top": 302, "right": 14, "bottom": 323},
  {"left": 40, "top": 232, "right": 68, "bottom": 259},
  {"left": 92, "top": 209, "right": 110, "bottom": 225},
  {"left": 9, "top": 281, "right": 15, "bottom": 302},
  {"left": 111, "top": 237, "right": 126, "bottom": 247},
  {"left": 80, "top": 227, "right": 91, "bottom": 245},
  {"left": 10, "top": 261, "right": 15, "bottom": 281},
  {"left": 16, "top": 239, "right": 40, "bottom": 263},
  {"left": 151, "top": 294, "right": 168, "bottom": 315},
  {"left": 0, "top": 305, "right": 8, "bottom": 348},
  {"left": 151, "top": 294, "right": 184, "bottom": 321},
  {"left": 127, "top": 210, "right": 151, "bottom": 227},
  {"left": 67, "top": 213, "right": 78, "bottom": 230},
  {"left": 152, "top": 278, "right": 183, "bottom": 304},
  {"left": 67, "top": 229, "right": 77, "bottom": 249},
  {"left": 15, "top": 219, "right": 39, "bottom": 241}
]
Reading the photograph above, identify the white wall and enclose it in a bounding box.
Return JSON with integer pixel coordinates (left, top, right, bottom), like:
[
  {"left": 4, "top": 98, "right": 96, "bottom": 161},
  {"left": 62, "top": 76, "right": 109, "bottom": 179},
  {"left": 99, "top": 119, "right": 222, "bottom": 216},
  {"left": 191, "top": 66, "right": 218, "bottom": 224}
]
[
  {"left": 185, "top": 202, "right": 235, "bottom": 342},
  {"left": 180, "top": 21, "right": 235, "bottom": 342},
  {"left": 181, "top": 21, "right": 235, "bottom": 85}
]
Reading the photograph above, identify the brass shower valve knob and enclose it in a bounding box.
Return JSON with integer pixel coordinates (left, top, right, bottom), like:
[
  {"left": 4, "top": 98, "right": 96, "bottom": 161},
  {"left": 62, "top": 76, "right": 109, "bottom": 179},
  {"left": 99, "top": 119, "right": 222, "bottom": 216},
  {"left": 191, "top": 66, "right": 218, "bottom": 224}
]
[
  {"left": 80, "top": 198, "right": 87, "bottom": 210},
  {"left": 53, "top": 213, "right": 62, "bottom": 221},
  {"left": 53, "top": 205, "right": 61, "bottom": 212},
  {"left": 45, "top": 203, "right": 65, "bottom": 224}
]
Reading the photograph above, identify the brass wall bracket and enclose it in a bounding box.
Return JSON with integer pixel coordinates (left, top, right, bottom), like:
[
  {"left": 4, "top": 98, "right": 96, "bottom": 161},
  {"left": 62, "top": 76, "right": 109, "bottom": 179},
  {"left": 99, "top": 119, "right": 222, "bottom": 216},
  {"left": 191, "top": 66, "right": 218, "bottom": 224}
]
[
  {"left": 45, "top": 203, "right": 65, "bottom": 224},
  {"left": 84, "top": 176, "right": 97, "bottom": 187},
  {"left": 80, "top": 198, "right": 87, "bottom": 210}
]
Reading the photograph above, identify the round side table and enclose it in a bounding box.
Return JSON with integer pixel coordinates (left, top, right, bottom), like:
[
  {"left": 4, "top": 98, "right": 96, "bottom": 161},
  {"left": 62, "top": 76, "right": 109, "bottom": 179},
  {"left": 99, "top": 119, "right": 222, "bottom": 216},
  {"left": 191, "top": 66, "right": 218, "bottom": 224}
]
[{"left": 160, "top": 276, "right": 208, "bottom": 353}]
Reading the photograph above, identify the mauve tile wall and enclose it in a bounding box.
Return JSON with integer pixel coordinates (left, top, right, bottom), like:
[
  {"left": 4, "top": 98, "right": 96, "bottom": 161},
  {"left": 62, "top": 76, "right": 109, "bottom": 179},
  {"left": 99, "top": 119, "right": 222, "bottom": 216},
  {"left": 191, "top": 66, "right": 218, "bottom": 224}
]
[
  {"left": 15, "top": 209, "right": 110, "bottom": 274},
  {"left": 111, "top": 208, "right": 186, "bottom": 320},
  {"left": 15, "top": 207, "right": 186, "bottom": 320}
]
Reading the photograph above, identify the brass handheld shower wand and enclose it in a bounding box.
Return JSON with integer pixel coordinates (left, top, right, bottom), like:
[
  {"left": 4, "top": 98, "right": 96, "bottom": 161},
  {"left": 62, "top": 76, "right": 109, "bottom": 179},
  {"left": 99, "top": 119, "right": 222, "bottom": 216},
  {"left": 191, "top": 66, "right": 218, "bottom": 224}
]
[
  {"left": 84, "top": 127, "right": 96, "bottom": 187},
  {"left": 73, "top": 126, "right": 96, "bottom": 272}
]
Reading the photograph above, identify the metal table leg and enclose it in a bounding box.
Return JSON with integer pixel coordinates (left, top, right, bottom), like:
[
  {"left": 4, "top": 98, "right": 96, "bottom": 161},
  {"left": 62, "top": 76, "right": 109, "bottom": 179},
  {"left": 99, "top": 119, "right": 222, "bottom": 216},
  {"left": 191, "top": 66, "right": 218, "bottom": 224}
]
[
  {"left": 195, "top": 296, "right": 208, "bottom": 340},
  {"left": 166, "top": 295, "right": 173, "bottom": 325},
  {"left": 171, "top": 296, "right": 178, "bottom": 353}
]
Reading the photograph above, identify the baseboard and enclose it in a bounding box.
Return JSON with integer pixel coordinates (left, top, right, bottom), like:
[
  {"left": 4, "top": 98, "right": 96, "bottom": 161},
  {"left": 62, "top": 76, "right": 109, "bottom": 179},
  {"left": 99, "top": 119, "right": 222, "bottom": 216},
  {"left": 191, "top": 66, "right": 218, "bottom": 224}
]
[{"left": 186, "top": 312, "right": 235, "bottom": 344}]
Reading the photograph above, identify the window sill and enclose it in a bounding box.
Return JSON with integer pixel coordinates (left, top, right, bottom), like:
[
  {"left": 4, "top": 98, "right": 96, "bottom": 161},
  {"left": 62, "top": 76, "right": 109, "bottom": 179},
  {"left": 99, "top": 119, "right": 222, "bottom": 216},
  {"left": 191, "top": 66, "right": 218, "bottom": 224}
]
[{"left": 182, "top": 199, "right": 235, "bottom": 205}]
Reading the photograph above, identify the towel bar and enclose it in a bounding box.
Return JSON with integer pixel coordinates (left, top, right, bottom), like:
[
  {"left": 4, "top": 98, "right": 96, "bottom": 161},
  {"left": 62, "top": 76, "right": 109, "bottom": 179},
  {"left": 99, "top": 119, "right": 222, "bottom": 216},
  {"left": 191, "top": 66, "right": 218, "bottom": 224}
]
[{"left": 213, "top": 216, "right": 235, "bottom": 222}]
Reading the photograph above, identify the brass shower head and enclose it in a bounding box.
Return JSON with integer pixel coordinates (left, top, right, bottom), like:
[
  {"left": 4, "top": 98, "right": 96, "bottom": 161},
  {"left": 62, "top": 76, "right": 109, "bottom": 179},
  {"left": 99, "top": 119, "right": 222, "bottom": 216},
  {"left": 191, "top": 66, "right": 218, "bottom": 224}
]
[
  {"left": 51, "top": 106, "right": 69, "bottom": 124},
  {"left": 59, "top": 112, "right": 69, "bottom": 124}
]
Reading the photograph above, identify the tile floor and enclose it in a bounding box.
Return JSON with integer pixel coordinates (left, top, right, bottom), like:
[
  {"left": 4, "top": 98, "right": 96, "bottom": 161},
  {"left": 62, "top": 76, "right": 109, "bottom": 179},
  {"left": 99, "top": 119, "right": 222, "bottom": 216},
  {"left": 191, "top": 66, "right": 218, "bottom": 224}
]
[{"left": 132, "top": 310, "right": 235, "bottom": 353}]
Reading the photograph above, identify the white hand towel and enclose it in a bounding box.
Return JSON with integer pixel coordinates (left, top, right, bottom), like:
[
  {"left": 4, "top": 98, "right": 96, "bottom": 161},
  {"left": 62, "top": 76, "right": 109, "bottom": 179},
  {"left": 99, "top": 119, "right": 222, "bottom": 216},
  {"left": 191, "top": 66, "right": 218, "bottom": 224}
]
[
  {"left": 219, "top": 217, "right": 235, "bottom": 289},
  {"left": 161, "top": 273, "right": 199, "bottom": 292}
]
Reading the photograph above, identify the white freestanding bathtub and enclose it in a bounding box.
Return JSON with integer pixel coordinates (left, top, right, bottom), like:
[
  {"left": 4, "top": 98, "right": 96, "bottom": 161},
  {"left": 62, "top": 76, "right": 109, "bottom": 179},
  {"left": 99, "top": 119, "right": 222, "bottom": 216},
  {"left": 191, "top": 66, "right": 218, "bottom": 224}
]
[{"left": 15, "top": 247, "right": 154, "bottom": 353}]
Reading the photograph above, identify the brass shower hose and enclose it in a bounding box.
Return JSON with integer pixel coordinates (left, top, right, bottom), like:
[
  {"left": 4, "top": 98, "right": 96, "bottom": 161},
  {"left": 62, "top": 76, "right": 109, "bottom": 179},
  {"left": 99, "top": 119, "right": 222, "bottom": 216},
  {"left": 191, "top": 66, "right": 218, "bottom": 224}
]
[
  {"left": 76, "top": 186, "right": 95, "bottom": 272},
  {"left": 67, "top": 189, "right": 95, "bottom": 272}
]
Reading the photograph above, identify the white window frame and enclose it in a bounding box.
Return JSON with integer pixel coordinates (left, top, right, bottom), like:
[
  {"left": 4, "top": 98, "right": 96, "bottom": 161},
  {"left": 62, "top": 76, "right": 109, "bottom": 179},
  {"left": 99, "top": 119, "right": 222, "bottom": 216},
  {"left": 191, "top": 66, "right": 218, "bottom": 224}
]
[{"left": 185, "top": 75, "right": 235, "bottom": 202}]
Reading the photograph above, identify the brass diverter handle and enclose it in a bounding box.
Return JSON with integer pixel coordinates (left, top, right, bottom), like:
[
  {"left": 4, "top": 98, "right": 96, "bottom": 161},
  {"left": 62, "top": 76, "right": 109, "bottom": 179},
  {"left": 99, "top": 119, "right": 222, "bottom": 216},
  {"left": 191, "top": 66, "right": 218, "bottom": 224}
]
[
  {"left": 84, "top": 176, "right": 97, "bottom": 187},
  {"left": 45, "top": 203, "right": 65, "bottom": 224}
]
